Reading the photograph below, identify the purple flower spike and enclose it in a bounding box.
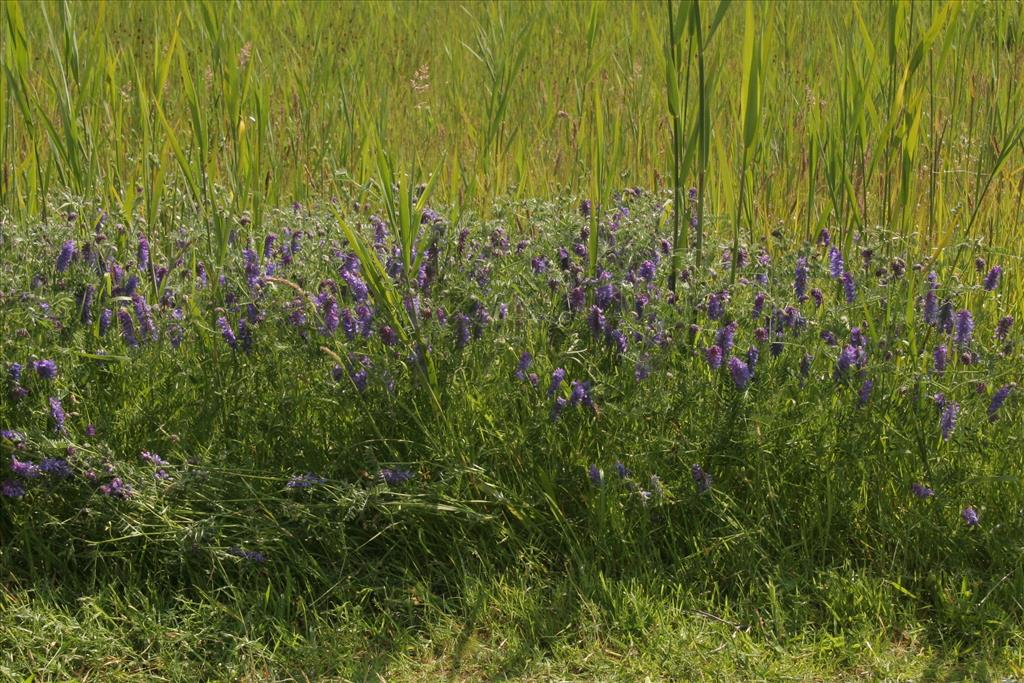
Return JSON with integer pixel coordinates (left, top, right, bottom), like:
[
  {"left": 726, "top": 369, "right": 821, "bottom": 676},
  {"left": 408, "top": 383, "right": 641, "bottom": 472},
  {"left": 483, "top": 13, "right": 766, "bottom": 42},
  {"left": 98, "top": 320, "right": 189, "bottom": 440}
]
[
  {"left": 548, "top": 368, "right": 567, "bottom": 397},
  {"left": 2, "top": 480, "right": 26, "bottom": 498},
  {"left": 691, "top": 464, "right": 713, "bottom": 493},
  {"left": 940, "top": 402, "right": 960, "bottom": 441},
  {"left": 49, "top": 397, "right": 66, "bottom": 433},
  {"left": 217, "top": 316, "right": 237, "bottom": 349},
  {"left": 10, "top": 455, "right": 41, "bottom": 479},
  {"left": 995, "top": 315, "right": 1014, "bottom": 341},
  {"left": 705, "top": 345, "right": 724, "bottom": 370},
  {"left": 551, "top": 396, "right": 567, "bottom": 422},
  {"left": 983, "top": 266, "right": 1002, "bottom": 291},
  {"left": 954, "top": 310, "right": 974, "bottom": 347},
  {"left": 588, "top": 464, "right": 603, "bottom": 486},
  {"left": 855, "top": 379, "right": 873, "bottom": 406},
  {"left": 834, "top": 345, "right": 857, "bottom": 379},
  {"left": 99, "top": 477, "right": 132, "bottom": 499},
  {"left": 828, "top": 247, "right": 844, "bottom": 279},
  {"left": 379, "top": 468, "right": 414, "bottom": 486},
  {"left": 32, "top": 359, "right": 58, "bottom": 380},
  {"left": 794, "top": 257, "right": 809, "bottom": 302},
  {"left": 988, "top": 384, "right": 1013, "bottom": 422},
  {"left": 911, "top": 483, "right": 934, "bottom": 499},
  {"left": 588, "top": 306, "right": 606, "bottom": 337},
  {"left": 729, "top": 357, "right": 751, "bottom": 389},
  {"left": 923, "top": 272, "right": 939, "bottom": 325},
  {"left": 514, "top": 352, "right": 533, "bottom": 381},
  {"left": 56, "top": 240, "right": 75, "bottom": 273},
  {"left": 137, "top": 233, "right": 150, "bottom": 271},
  {"left": 118, "top": 309, "right": 138, "bottom": 347},
  {"left": 961, "top": 506, "right": 979, "bottom": 527},
  {"left": 841, "top": 271, "right": 856, "bottom": 303},
  {"left": 715, "top": 321, "right": 737, "bottom": 355}
]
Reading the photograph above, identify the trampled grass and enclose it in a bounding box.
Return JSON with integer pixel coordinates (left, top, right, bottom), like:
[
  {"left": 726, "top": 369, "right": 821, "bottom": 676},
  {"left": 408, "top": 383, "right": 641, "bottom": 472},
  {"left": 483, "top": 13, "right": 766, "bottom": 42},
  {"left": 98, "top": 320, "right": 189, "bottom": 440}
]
[{"left": 2, "top": 0, "right": 1024, "bottom": 680}]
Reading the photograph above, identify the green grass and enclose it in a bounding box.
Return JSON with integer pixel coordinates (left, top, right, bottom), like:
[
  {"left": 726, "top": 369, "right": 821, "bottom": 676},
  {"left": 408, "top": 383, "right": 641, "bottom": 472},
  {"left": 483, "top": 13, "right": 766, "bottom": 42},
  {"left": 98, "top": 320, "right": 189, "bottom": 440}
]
[{"left": 3, "top": 1, "right": 1024, "bottom": 680}]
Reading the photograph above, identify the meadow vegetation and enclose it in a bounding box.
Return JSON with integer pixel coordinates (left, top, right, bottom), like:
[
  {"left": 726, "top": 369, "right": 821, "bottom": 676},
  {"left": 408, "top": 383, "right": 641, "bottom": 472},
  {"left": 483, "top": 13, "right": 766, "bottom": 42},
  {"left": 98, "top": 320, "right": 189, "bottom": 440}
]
[{"left": 2, "top": 1, "right": 1024, "bottom": 679}]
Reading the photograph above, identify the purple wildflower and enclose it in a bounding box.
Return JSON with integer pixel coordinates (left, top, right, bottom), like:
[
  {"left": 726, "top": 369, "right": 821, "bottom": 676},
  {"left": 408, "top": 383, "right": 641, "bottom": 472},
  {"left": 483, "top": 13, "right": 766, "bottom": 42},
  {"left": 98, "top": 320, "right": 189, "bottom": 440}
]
[
  {"left": 933, "top": 345, "right": 947, "bottom": 374},
  {"left": 608, "top": 328, "right": 628, "bottom": 355},
  {"left": 100, "top": 308, "right": 113, "bottom": 336},
  {"left": 531, "top": 256, "right": 549, "bottom": 274},
  {"left": 2, "top": 480, "right": 25, "bottom": 498},
  {"left": 140, "top": 451, "right": 167, "bottom": 466},
  {"left": 287, "top": 472, "right": 326, "bottom": 489},
  {"left": 794, "top": 257, "right": 808, "bottom": 302},
  {"left": 752, "top": 292, "right": 766, "bottom": 319},
  {"left": 691, "top": 464, "right": 712, "bottom": 493},
  {"left": 940, "top": 402, "right": 959, "bottom": 440},
  {"left": 118, "top": 309, "right": 138, "bottom": 347},
  {"left": 729, "top": 357, "right": 751, "bottom": 389},
  {"left": 227, "top": 547, "right": 266, "bottom": 562},
  {"left": 595, "top": 282, "right": 617, "bottom": 311},
  {"left": 8, "top": 363, "right": 22, "bottom": 382},
  {"left": 715, "top": 321, "right": 737, "bottom": 355},
  {"left": 568, "top": 287, "right": 585, "bottom": 312},
  {"left": 579, "top": 199, "right": 592, "bottom": 218},
  {"left": 988, "top": 384, "right": 1013, "bottom": 421},
  {"left": 961, "top": 506, "right": 979, "bottom": 527},
  {"left": 983, "top": 266, "right": 1002, "bottom": 291},
  {"left": 551, "top": 396, "right": 567, "bottom": 422},
  {"left": 548, "top": 368, "right": 566, "bottom": 397},
  {"left": 49, "top": 397, "right": 66, "bottom": 433},
  {"left": 569, "top": 380, "right": 593, "bottom": 409},
  {"left": 320, "top": 295, "right": 339, "bottom": 335},
  {"left": 454, "top": 313, "right": 471, "bottom": 349},
  {"left": 41, "top": 458, "right": 73, "bottom": 479},
  {"left": 56, "top": 240, "right": 75, "bottom": 272},
  {"left": 615, "top": 462, "right": 631, "bottom": 479},
  {"left": 514, "top": 352, "right": 533, "bottom": 381},
  {"left": 10, "top": 455, "right": 40, "bottom": 479},
  {"left": 638, "top": 260, "right": 656, "bottom": 282},
  {"left": 340, "top": 270, "right": 368, "bottom": 302},
  {"left": 911, "top": 483, "right": 934, "bottom": 499},
  {"left": 835, "top": 345, "right": 857, "bottom": 379},
  {"left": 99, "top": 477, "right": 131, "bottom": 499},
  {"left": 588, "top": 306, "right": 606, "bottom": 337},
  {"left": 923, "top": 272, "right": 938, "bottom": 325},
  {"left": 132, "top": 294, "right": 157, "bottom": 341},
  {"left": 707, "top": 290, "right": 729, "bottom": 320},
  {"left": 954, "top": 310, "right": 974, "bottom": 347},
  {"left": 858, "top": 379, "right": 873, "bottom": 406},
  {"left": 818, "top": 228, "right": 831, "bottom": 246},
  {"left": 588, "top": 464, "right": 603, "bottom": 486},
  {"left": 828, "top": 247, "right": 844, "bottom": 279},
  {"left": 841, "top": 271, "right": 857, "bottom": 303},
  {"left": 137, "top": 233, "right": 150, "bottom": 270},
  {"left": 217, "top": 316, "right": 237, "bottom": 349},
  {"left": 32, "top": 359, "right": 58, "bottom": 380},
  {"left": 350, "top": 367, "right": 368, "bottom": 392},
  {"left": 810, "top": 288, "right": 823, "bottom": 308},
  {"left": 706, "top": 345, "right": 724, "bottom": 370},
  {"left": 995, "top": 315, "right": 1014, "bottom": 341},
  {"left": 379, "top": 468, "right": 414, "bottom": 486}
]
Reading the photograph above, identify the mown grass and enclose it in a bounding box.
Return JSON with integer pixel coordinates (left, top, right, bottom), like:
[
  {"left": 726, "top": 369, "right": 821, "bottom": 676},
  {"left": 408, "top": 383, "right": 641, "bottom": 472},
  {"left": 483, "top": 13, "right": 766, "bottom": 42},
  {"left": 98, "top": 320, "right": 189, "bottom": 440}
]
[{"left": 2, "top": 0, "right": 1024, "bottom": 680}]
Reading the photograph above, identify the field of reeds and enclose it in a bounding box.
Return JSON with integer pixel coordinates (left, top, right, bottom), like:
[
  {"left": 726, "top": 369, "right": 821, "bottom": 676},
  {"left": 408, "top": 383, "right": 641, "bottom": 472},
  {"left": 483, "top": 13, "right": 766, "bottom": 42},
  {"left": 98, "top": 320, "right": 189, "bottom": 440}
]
[{"left": 2, "top": 1, "right": 1024, "bottom": 679}]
